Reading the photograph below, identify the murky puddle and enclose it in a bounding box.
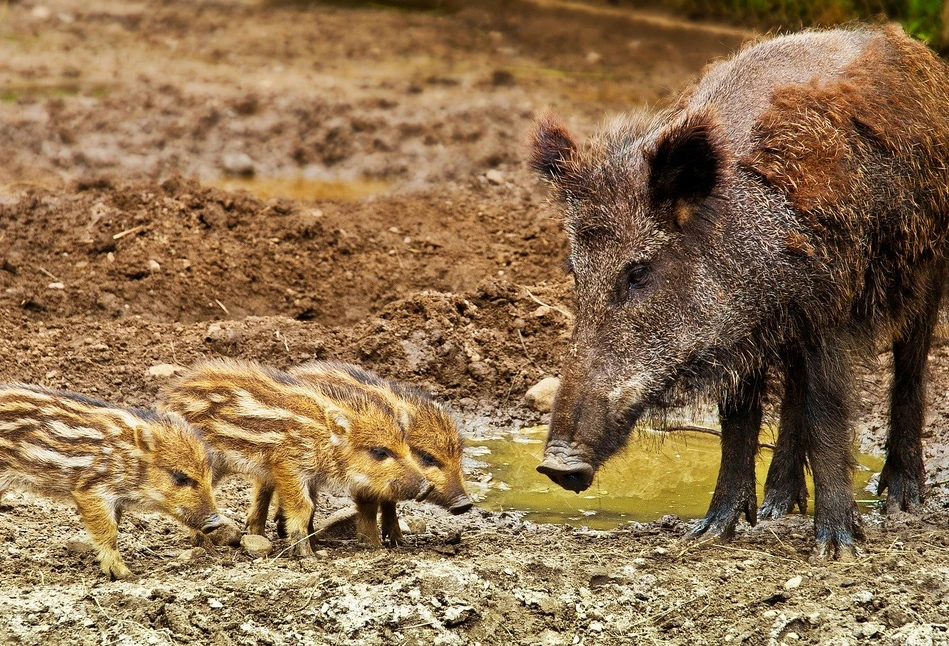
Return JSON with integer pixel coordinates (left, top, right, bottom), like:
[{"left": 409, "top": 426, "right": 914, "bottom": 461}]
[
  {"left": 210, "top": 177, "right": 393, "bottom": 201},
  {"left": 468, "top": 426, "right": 884, "bottom": 529}
]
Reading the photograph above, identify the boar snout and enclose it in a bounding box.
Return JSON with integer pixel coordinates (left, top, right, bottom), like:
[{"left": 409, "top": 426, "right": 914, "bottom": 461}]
[
  {"left": 536, "top": 456, "right": 595, "bottom": 493},
  {"left": 415, "top": 480, "right": 434, "bottom": 502},
  {"left": 448, "top": 494, "right": 473, "bottom": 515},
  {"left": 200, "top": 513, "right": 225, "bottom": 534}
]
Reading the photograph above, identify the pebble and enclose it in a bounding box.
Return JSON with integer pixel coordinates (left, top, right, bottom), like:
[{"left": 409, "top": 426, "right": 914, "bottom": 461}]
[
  {"left": 784, "top": 575, "right": 803, "bottom": 590},
  {"left": 207, "top": 598, "right": 224, "bottom": 609},
  {"left": 525, "top": 377, "right": 561, "bottom": 413},
  {"left": 586, "top": 51, "right": 602, "bottom": 64},
  {"left": 854, "top": 622, "right": 881, "bottom": 638},
  {"left": 852, "top": 590, "right": 874, "bottom": 606},
  {"left": 241, "top": 534, "right": 272, "bottom": 558},
  {"left": 177, "top": 547, "right": 207, "bottom": 562},
  {"left": 485, "top": 169, "right": 504, "bottom": 185},
  {"left": 763, "top": 610, "right": 778, "bottom": 619},
  {"left": 147, "top": 259, "right": 161, "bottom": 272},
  {"left": 222, "top": 152, "right": 255, "bottom": 176},
  {"left": 147, "top": 363, "right": 186, "bottom": 379},
  {"left": 48, "top": 282, "right": 65, "bottom": 290}
]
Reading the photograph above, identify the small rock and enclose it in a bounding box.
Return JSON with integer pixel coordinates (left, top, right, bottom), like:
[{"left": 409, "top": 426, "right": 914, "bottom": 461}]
[
  {"left": 586, "top": 51, "right": 602, "bottom": 64},
  {"left": 106, "top": 252, "right": 115, "bottom": 263},
  {"left": 405, "top": 518, "right": 427, "bottom": 534},
  {"left": 588, "top": 620, "right": 604, "bottom": 633},
  {"left": 443, "top": 605, "right": 477, "bottom": 627},
  {"left": 241, "top": 534, "right": 272, "bottom": 558},
  {"left": 784, "top": 575, "right": 803, "bottom": 590},
  {"left": 31, "top": 6, "right": 52, "bottom": 19},
  {"left": 485, "top": 169, "right": 504, "bottom": 185},
  {"left": 532, "top": 305, "right": 552, "bottom": 318},
  {"left": 315, "top": 550, "right": 329, "bottom": 558},
  {"left": 207, "top": 598, "right": 224, "bottom": 609},
  {"left": 147, "top": 363, "right": 186, "bottom": 379},
  {"left": 525, "top": 377, "right": 561, "bottom": 413},
  {"left": 785, "top": 632, "right": 800, "bottom": 640},
  {"left": 48, "top": 282, "right": 65, "bottom": 290},
  {"left": 222, "top": 152, "right": 255, "bottom": 176},
  {"left": 852, "top": 590, "right": 874, "bottom": 606},
  {"left": 177, "top": 547, "right": 207, "bottom": 562},
  {"left": 855, "top": 622, "right": 881, "bottom": 638},
  {"left": 762, "top": 610, "right": 778, "bottom": 619},
  {"left": 147, "top": 259, "right": 161, "bottom": 272}
]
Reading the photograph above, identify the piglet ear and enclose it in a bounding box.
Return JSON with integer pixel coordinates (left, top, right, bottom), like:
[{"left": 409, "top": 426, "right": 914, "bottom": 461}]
[
  {"left": 529, "top": 113, "right": 577, "bottom": 181},
  {"left": 325, "top": 406, "right": 352, "bottom": 447},
  {"left": 648, "top": 113, "right": 723, "bottom": 228},
  {"left": 134, "top": 426, "right": 155, "bottom": 453}
]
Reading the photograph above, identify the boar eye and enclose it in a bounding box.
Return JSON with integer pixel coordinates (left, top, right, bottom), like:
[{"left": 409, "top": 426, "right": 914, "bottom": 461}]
[
  {"left": 369, "top": 447, "right": 394, "bottom": 461},
  {"left": 171, "top": 470, "right": 195, "bottom": 487},
  {"left": 413, "top": 449, "right": 442, "bottom": 469},
  {"left": 620, "top": 263, "right": 651, "bottom": 301}
]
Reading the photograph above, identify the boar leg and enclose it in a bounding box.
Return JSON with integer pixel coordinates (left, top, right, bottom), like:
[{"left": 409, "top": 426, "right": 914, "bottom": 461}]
[
  {"left": 379, "top": 500, "right": 406, "bottom": 547},
  {"left": 72, "top": 490, "right": 132, "bottom": 580},
  {"left": 273, "top": 470, "right": 315, "bottom": 557},
  {"left": 354, "top": 496, "right": 383, "bottom": 548},
  {"left": 879, "top": 271, "right": 941, "bottom": 512},
  {"left": 760, "top": 350, "right": 810, "bottom": 519},
  {"left": 802, "top": 345, "right": 863, "bottom": 561},
  {"left": 689, "top": 368, "right": 765, "bottom": 540},
  {"left": 246, "top": 482, "right": 274, "bottom": 537}
]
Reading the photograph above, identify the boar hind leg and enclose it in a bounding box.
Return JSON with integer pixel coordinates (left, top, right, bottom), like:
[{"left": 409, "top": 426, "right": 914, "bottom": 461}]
[
  {"left": 354, "top": 496, "right": 383, "bottom": 548},
  {"left": 760, "top": 352, "right": 810, "bottom": 520},
  {"left": 801, "top": 345, "right": 863, "bottom": 561},
  {"left": 379, "top": 500, "right": 406, "bottom": 547},
  {"left": 72, "top": 490, "right": 131, "bottom": 580},
  {"left": 246, "top": 482, "right": 275, "bottom": 536},
  {"left": 879, "top": 272, "right": 941, "bottom": 513},
  {"left": 689, "top": 369, "right": 765, "bottom": 540}
]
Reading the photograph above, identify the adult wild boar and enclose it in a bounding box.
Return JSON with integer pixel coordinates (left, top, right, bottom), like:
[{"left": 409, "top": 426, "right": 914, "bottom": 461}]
[{"left": 532, "top": 25, "right": 949, "bottom": 559}]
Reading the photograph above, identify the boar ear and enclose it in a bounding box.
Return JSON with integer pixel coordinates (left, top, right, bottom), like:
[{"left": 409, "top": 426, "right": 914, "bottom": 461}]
[
  {"left": 134, "top": 426, "right": 155, "bottom": 453},
  {"left": 529, "top": 113, "right": 577, "bottom": 182},
  {"left": 325, "top": 406, "right": 352, "bottom": 446},
  {"left": 394, "top": 403, "right": 413, "bottom": 435},
  {"left": 648, "top": 113, "right": 722, "bottom": 228}
]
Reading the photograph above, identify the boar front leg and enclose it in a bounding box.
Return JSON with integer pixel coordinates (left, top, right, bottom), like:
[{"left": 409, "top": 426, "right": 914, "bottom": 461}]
[
  {"left": 72, "top": 490, "right": 132, "bottom": 580},
  {"left": 354, "top": 496, "right": 383, "bottom": 548},
  {"left": 760, "top": 349, "right": 810, "bottom": 519},
  {"left": 246, "top": 482, "right": 275, "bottom": 537},
  {"left": 801, "top": 344, "right": 863, "bottom": 561},
  {"left": 379, "top": 500, "right": 406, "bottom": 547},
  {"left": 879, "top": 269, "right": 941, "bottom": 513},
  {"left": 689, "top": 368, "right": 765, "bottom": 540}
]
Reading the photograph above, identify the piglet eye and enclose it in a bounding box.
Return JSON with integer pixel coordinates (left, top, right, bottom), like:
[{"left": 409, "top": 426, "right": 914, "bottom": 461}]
[
  {"left": 369, "top": 447, "right": 393, "bottom": 461},
  {"left": 171, "top": 470, "right": 195, "bottom": 487},
  {"left": 413, "top": 449, "right": 441, "bottom": 469}
]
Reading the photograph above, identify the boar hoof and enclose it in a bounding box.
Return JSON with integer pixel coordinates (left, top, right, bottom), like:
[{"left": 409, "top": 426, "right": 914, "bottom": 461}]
[
  {"left": 810, "top": 539, "right": 860, "bottom": 563},
  {"left": 758, "top": 484, "right": 809, "bottom": 520},
  {"left": 689, "top": 492, "right": 757, "bottom": 541},
  {"left": 382, "top": 524, "right": 406, "bottom": 547},
  {"left": 103, "top": 559, "right": 133, "bottom": 580},
  {"left": 877, "top": 463, "right": 924, "bottom": 514}
]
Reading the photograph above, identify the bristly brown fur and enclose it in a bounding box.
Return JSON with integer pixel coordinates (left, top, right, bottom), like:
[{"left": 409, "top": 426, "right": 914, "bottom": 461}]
[
  {"left": 532, "top": 24, "right": 949, "bottom": 559},
  {"left": 0, "top": 385, "right": 220, "bottom": 579}
]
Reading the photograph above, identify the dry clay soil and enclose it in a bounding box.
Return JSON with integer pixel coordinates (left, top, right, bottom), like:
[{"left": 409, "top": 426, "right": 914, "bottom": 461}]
[{"left": 1, "top": 1, "right": 949, "bottom": 644}]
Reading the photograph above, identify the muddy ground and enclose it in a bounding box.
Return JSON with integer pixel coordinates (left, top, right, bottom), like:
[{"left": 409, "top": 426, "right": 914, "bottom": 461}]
[{"left": 0, "top": 1, "right": 948, "bottom": 644}]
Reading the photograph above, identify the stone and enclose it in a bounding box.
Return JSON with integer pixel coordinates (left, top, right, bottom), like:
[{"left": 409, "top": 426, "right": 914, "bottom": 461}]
[
  {"left": 241, "top": 534, "right": 272, "bottom": 558},
  {"left": 147, "top": 259, "right": 161, "bottom": 272},
  {"left": 485, "top": 169, "right": 504, "bottom": 185},
  {"left": 177, "top": 547, "right": 207, "bottom": 562},
  {"left": 525, "top": 377, "right": 561, "bottom": 413},
  {"left": 784, "top": 575, "right": 803, "bottom": 590},
  {"left": 222, "top": 152, "right": 255, "bottom": 176},
  {"left": 147, "top": 363, "right": 186, "bottom": 379}
]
